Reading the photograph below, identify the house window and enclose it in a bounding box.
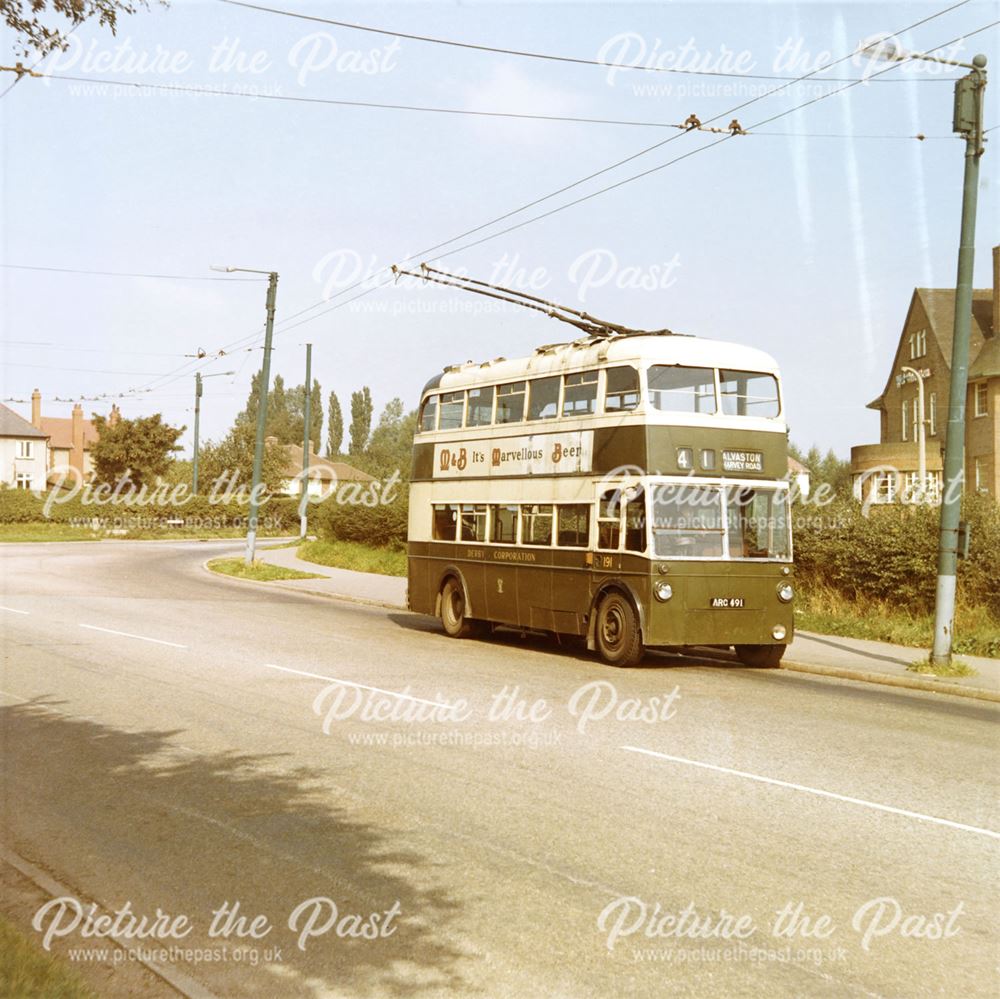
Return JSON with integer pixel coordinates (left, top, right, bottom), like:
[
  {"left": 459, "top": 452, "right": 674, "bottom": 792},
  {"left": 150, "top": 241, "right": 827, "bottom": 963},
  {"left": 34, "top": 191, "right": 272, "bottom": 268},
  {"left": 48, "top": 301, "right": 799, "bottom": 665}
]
[
  {"left": 901, "top": 400, "right": 909, "bottom": 442},
  {"left": 15, "top": 473, "right": 32, "bottom": 490},
  {"left": 16, "top": 440, "right": 34, "bottom": 459},
  {"left": 973, "top": 382, "right": 988, "bottom": 418},
  {"left": 928, "top": 392, "right": 937, "bottom": 436},
  {"left": 875, "top": 472, "right": 896, "bottom": 504},
  {"left": 910, "top": 329, "right": 927, "bottom": 358},
  {"left": 974, "top": 458, "right": 986, "bottom": 494}
]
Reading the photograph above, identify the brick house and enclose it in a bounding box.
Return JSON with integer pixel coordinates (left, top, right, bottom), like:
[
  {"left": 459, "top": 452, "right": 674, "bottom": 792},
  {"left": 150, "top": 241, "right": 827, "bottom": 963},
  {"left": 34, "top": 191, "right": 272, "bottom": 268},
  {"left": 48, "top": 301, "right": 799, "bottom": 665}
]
[
  {"left": 851, "top": 246, "right": 999, "bottom": 503},
  {"left": 29, "top": 390, "right": 119, "bottom": 482}
]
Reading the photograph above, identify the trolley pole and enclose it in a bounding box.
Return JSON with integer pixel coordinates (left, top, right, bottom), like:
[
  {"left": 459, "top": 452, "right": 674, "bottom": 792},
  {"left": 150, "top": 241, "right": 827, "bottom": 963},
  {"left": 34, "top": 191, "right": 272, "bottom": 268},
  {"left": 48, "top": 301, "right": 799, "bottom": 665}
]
[
  {"left": 192, "top": 372, "right": 202, "bottom": 494},
  {"left": 931, "top": 54, "right": 988, "bottom": 666},
  {"left": 299, "top": 342, "right": 312, "bottom": 538}
]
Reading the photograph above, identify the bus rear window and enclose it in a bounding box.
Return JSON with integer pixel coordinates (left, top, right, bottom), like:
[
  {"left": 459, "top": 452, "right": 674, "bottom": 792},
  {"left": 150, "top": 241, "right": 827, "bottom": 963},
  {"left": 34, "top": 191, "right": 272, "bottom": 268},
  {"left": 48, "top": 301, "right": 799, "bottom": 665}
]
[
  {"left": 496, "top": 382, "right": 526, "bottom": 424},
  {"left": 419, "top": 396, "right": 437, "bottom": 432},
  {"left": 648, "top": 366, "right": 717, "bottom": 414},
  {"left": 719, "top": 370, "right": 780, "bottom": 418},
  {"left": 605, "top": 366, "right": 639, "bottom": 412}
]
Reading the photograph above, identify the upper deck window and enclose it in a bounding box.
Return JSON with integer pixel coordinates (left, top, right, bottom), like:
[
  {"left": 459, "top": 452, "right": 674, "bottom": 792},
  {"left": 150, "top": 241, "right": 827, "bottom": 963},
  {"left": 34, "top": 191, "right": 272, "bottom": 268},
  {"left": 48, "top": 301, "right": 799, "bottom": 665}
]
[
  {"left": 439, "top": 391, "right": 465, "bottom": 430},
  {"left": 467, "top": 385, "right": 494, "bottom": 427},
  {"left": 649, "top": 365, "right": 717, "bottom": 414},
  {"left": 419, "top": 396, "right": 438, "bottom": 432},
  {"left": 527, "top": 376, "right": 560, "bottom": 421},
  {"left": 496, "top": 382, "right": 526, "bottom": 424},
  {"left": 605, "top": 366, "right": 639, "bottom": 412},
  {"left": 719, "top": 370, "right": 780, "bottom": 418},
  {"left": 563, "top": 370, "right": 599, "bottom": 416}
]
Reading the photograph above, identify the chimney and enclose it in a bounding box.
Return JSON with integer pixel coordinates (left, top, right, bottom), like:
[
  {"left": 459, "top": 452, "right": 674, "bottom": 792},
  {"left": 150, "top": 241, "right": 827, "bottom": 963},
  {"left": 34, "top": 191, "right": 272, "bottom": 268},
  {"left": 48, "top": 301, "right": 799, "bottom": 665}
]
[
  {"left": 71, "top": 404, "right": 85, "bottom": 475},
  {"left": 31, "top": 389, "right": 41, "bottom": 428},
  {"left": 992, "top": 245, "right": 999, "bottom": 336},
  {"left": 108, "top": 404, "right": 121, "bottom": 427}
]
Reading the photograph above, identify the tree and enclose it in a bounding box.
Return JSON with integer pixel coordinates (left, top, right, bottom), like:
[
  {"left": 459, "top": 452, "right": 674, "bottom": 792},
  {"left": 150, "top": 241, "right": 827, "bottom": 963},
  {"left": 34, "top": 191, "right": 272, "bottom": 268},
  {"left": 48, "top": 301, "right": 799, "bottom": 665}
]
[
  {"left": 366, "top": 398, "right": 416, "bottom": 476},
  {"left": 198, "top": 421, "right": 286, "bottom": 494},
  {"left": 90, "top": 413, "right": 184, "bottom": 488},
  {"left": 286, "top": 378, "right": 323, "bottom": 452},
  {"left": 348, "top": 387, "right": 373, "bottom": 456},
  {"left": 327, "top": 391, "right": 343, "bottom": 457},
  {"left": 2, "top": 0, "right": 167, "bottom": 57},
  {"left": 268, "top": 374, "right": 290, "bottom": 442}
]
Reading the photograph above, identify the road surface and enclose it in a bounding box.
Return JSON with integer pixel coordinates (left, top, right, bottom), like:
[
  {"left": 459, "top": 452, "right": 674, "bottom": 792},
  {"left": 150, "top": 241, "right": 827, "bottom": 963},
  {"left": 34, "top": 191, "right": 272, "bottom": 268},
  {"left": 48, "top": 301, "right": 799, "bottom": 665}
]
[{"left": 1, "top": 541, "right": 997, "bottom": 998}]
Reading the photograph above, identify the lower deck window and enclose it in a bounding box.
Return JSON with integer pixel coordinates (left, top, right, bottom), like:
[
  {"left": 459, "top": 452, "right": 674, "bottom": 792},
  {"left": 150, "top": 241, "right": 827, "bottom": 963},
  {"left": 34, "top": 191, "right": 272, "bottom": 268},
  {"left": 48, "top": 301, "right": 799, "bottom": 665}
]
[
  {"left": 597, "top": 491, "right": 622, "bottom": 550},
  {"left": 726, "top": 487, "right": 791, "bottom": 559},
  {"left": 521, "top": 504, "right": 553, "bottom": 545},
  {"left": 557, "top": 505, "right": 590, "bottom": 547},
  {"left": 460, "top": 504, "right": 487, "bottom": 542},
  {"left": 432, "top": 504, "right": 458, "bottom": 541},
  {"left": 490, "top": 504, "right": 518, "bottom": 544}
]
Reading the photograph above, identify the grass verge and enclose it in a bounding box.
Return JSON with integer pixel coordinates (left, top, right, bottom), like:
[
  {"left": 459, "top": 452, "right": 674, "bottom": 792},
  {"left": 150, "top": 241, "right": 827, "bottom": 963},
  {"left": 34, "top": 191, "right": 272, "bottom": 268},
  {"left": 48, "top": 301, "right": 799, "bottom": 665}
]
[
  {"left": 0, "top": 915, "right": 96, "bottom": 998},
  {"left": 207, "top": 557, "right": 323, "bottom": 582},
  {"left": 297, "top": 539, "right": 407, "bottom": 577},
  {"left": 907, "top": 656, "right": 977, "bottom": 678},
  {"left": 795, "top": 584, "right": 999, "bottom": 660},
  {"left": 0, "top": 524, "right": 102, "bottom": 542}
]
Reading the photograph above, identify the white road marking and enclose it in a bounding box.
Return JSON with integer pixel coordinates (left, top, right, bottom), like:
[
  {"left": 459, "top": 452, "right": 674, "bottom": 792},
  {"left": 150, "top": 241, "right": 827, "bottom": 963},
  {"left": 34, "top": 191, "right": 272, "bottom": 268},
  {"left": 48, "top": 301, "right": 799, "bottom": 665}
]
[
  {"left": 262, "top": 663, "right": 454, "bottom": 709},
  {"left": 78, "top": 623, "right": 187, "bottom": 649},
  {"left": 622, "top": 745, "right": 1000, "bottom": 841},
  {"left": 0, "top": 606, "right": 29, "bottom": 615}
]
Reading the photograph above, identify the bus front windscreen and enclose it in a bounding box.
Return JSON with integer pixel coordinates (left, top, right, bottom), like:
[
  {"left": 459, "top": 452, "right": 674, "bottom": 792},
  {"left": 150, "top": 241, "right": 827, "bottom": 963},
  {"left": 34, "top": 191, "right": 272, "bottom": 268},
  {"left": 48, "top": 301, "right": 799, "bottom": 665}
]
[{"left": 651, "top": 484, "right": 791, "bottom": 560}]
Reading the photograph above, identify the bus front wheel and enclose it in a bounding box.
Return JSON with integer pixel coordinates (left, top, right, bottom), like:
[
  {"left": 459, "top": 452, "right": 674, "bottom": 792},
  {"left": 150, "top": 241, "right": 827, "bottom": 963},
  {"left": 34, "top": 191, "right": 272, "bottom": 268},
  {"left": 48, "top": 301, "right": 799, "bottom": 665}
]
[
  {"left": 440, "top": 578, "right": 482, "bottom": 639},
  {"left": 735, "top": 644, "right": 786, "bottom": 668},
  {"left": 595, "top": 592, "right": 644, "bottom": 667}
]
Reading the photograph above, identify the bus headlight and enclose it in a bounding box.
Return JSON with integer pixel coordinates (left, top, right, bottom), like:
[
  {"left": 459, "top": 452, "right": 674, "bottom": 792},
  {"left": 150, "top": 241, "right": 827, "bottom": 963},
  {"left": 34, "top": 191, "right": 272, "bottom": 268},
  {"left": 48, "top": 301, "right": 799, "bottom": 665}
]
[
  {"left": 772, "top": 625, "right": 787, "bottom": 641},
  {"left": 654, "top": 581, "right": 673, "bottom": 602},
  {"left": 776, "top": 582, "right": 794, "bottom": 603}
]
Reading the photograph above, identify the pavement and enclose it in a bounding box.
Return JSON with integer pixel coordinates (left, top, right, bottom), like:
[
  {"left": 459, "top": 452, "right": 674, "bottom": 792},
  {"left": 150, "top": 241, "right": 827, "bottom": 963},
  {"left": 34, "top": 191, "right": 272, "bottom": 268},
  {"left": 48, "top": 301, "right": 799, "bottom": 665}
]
[
  {"left": 1, "top": 539, "right": 998, "bottom": 999},
  {"left": 255, "top": 543, "right": 1000, "bottom": 702}
]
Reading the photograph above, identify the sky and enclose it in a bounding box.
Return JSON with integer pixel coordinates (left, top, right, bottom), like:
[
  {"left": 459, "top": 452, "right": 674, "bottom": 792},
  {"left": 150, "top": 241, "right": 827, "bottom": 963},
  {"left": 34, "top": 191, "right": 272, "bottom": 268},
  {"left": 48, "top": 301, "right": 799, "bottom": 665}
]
[{"left": 2, "top": 0, "right": 999, "bottom": 459}]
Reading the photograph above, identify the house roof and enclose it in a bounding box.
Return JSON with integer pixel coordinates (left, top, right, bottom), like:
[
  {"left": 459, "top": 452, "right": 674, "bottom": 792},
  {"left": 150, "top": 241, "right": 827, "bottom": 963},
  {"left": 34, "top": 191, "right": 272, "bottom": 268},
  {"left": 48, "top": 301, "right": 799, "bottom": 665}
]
[
  {"left": 278, "top": 443, "right": 375, "bottom": 483},
  {"left": 787, "top": 456, "right": 809, "bottom": 474},
  {"left": 970, "top": 333, "right": 1000, "bottom": 379},
  {"left": 39, "top": 416, "right": 99, "bottom": 450},
  {"left": 868, "top": 287, "right": 995, "bottom": 409},
  {"left": 0, "top": 402, "right": 48, "bottom": 439}
]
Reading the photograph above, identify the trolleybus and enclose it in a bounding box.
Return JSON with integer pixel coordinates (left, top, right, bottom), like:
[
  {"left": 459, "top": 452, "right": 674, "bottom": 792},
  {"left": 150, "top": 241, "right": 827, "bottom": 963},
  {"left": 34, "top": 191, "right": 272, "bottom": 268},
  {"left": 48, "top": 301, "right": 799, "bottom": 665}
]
[{"left": 406, "top": 331, "right": 794, "bottom": 667}]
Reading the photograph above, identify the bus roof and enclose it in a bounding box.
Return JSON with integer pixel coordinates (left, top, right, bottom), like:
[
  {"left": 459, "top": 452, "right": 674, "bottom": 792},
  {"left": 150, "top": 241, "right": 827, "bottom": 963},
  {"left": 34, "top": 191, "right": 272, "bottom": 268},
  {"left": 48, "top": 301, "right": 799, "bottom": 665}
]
[{"left": 422, "top": 334, "right": 781, "bottom": 397}]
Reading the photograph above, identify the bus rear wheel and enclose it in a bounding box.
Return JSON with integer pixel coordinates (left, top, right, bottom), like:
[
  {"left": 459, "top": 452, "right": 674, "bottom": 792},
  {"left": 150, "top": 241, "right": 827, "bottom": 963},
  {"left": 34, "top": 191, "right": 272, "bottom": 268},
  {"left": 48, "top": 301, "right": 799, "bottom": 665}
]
[
  {"left": 440, "top": 578, "right": 482, "bottom": 639},
  {"left": 735, "top": 644, "right": 786, "bottom": 668},
  {"left": 595, "top": 592, "right": 644, "bottom": 667}
]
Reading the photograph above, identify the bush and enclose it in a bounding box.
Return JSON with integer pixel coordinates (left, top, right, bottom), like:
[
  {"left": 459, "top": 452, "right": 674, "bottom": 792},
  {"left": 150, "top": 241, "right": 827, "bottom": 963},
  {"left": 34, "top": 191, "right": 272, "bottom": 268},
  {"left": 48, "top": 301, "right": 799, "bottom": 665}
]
[
  {"left": 312, "top": 489, "right": 408, "bottom": 550},
  {"left": 793, "top": 496, "right": 1000, "bottom": 619}
]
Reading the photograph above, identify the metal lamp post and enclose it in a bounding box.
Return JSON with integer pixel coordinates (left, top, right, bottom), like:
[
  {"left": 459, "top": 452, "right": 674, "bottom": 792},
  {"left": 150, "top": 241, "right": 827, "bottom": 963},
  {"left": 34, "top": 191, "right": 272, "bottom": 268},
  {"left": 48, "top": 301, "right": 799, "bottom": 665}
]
[
  {"left": 865, "top": 41, "right": 988, "bottom": 665},
  {"left": 211, "top": 266, "right": 280, "bottom": 565},
  {"left": 192, "top": 370, "right": 235, "bottom": 495}
]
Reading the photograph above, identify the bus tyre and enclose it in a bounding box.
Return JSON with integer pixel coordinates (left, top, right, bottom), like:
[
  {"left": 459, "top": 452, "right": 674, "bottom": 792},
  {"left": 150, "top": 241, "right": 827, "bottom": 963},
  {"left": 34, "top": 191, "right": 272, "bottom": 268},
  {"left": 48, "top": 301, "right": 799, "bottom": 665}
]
[
  {"left": 735, "top": 644, "right": 786, "bottom": 668},
  {"left": 595, "top": 592, "right": 644, "bottom": 667},
  {"left": 440, "top": 578, "right": 481, "bottom": 639}
]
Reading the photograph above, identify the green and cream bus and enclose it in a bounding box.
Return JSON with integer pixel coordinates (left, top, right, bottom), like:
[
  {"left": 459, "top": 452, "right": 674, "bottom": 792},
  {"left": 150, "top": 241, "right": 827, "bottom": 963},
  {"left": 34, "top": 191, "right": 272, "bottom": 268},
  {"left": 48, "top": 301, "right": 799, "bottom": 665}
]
[{"left": 406, "top": 332, "right": 794, "bottom": 667}]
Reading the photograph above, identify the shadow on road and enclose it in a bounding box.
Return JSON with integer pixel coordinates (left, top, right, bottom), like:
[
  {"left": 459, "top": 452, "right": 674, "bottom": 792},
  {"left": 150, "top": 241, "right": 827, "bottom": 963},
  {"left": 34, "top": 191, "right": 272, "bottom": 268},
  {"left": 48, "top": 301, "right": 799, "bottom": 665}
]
[
  {"left": 385, "top": 612, "right": 743, "bottom": 672},
  {"left": 1, "top": 697, "right": 472, "bottom": 998}
]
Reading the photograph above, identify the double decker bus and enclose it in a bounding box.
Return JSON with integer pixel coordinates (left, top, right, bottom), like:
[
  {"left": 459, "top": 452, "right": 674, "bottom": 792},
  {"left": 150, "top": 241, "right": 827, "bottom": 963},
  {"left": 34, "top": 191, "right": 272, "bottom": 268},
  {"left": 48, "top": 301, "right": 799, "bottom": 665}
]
[
  {"left": 408, "top": 334, "right": 794, "bottom": 666},
  {"left": 406, "top": 329, "right": 794, "bottom": 668}
]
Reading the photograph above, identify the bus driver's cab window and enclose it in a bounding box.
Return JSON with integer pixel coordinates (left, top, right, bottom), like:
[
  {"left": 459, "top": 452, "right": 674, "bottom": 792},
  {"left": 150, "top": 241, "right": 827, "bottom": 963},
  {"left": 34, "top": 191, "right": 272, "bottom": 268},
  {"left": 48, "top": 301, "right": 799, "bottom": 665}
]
[
  {"left": 624, "top": 487, "right": 646, "bottom": 552},
  {"left": 597, "top": 491, "right": 622, "bottom": 550}
]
